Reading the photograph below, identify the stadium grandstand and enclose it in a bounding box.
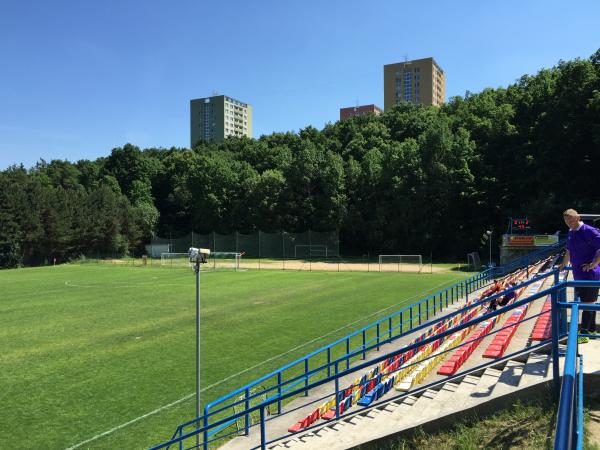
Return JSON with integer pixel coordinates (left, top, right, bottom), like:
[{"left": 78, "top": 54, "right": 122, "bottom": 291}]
[{"left": 147, "top": 238, "right": 600, "bottom": 450}]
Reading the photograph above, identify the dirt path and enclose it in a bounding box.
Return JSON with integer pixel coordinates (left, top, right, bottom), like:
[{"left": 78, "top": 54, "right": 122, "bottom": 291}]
[{"left": 238, "top": 260, "right": 447, "bottom": 273}]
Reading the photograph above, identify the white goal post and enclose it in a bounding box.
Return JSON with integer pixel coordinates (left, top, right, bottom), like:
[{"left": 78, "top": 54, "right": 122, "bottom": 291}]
[
  {"left": 467, "top": 252, "right": 482, "bottom": 271},
  {"left": 294, "top": 244, "right": 328, "bottom": 258},
  {"left": 210, "top": 252, "right": 242, "bottom": 271},
  {"left": 378, "top": 254, "right": 423, "bottom": 272}
]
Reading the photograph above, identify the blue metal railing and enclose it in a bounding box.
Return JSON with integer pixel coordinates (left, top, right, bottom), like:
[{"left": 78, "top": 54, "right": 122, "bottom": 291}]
[
  {"left": 149, "top": 245, "right": 580, "bottom": 449},
  {"left": 162, "top": 268, "right": 494, "bottom": 446},
  {"left": 554, "top": 281, "right": 600, "bottom": 450},
  {"left": 150, "top": 259, "right": 566, "bottom": 450}
]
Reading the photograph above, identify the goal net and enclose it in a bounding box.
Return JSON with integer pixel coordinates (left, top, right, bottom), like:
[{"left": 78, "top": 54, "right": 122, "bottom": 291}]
[
  {"left": 294, "top": 245, "right": 328, "bottom": 259},
  {"left": 467, "top": 252, "right": 482, "bottom": 271},
  {"left": 210, "top": 252, "right": 242, "bottom": 271},
  {"left": 160, "top": 252, "right": 190, "bottom": 267},
  {"left": 378, "top": 255, "right": 423, "bottom": 272}
]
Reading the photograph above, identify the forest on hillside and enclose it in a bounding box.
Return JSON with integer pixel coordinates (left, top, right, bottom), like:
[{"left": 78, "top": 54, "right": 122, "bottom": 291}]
[{"left": 1, "top": 50, "right": 599, "bottom": 268}]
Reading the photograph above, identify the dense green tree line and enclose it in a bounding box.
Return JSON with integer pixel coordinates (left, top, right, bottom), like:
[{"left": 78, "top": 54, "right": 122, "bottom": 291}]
[{"left": 1, "top": 50, "right": 599, "bottom": 267}]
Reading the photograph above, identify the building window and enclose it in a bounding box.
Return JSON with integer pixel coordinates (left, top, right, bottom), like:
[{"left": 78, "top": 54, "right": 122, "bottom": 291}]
[{"left": 404, "top": 69, "right": 412, "bottom": 101}]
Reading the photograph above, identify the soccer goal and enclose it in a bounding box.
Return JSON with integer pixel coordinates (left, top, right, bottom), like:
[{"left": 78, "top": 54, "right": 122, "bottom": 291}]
[
  {"left": 378, "top": 254, "right": 423, "bottom": 272},
  {"left": 467, "top": 252, "right": 482, "bottom": 271},
  {"left": 294, "top": 244, "right": 328, "bottom": 259},
  {"left": 210, "top": 252, "right": 242, "bottom": 271},
  {"left": 160, "top": 252, "right": 190, "bottom": 267}
]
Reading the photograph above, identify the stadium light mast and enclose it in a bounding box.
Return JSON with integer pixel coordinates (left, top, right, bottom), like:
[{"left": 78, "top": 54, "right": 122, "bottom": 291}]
[
  {"left": 188, "top": 247, "right": 210, "bottom": 447},
  {"left": 486, "top": 230, "right": 493, "bottom": 266}
]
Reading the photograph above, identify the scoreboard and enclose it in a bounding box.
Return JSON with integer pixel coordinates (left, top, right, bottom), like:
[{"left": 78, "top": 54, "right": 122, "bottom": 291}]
[{"left": 510, "top": 217, "right": 531, "bottom": 234}]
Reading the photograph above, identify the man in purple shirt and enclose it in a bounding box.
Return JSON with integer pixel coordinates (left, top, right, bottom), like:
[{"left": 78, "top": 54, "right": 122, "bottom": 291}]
[{"left": 559, "top": 209, "right": 600, "bottom": 341}]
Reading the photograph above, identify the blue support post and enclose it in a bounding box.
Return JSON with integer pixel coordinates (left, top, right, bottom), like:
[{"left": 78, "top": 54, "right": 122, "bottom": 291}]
[
  {"left": 260, "top": 406, "right": 266, "bottom": 450},
  {"left": 551, "top": 277, "right": 561, "bottom": 398},
  {"left": 445, "top": 290, "right": 448, "bottom": 307},
  {"left": 203, "top": 413, "right": 209, "bottom": 450},
  {"left": 334, "top": 362, "right": 340, "bottom": 420},
  {"left": 362, "top": 330, "right": 366, "bottom": 359},
  {"left": 555, "top": 303, "right": 579, "bottom": 450},
  {"left": 410, "top": 307, "right": 413, "bottom": 329},
  {"left": 245, "top": 387, "right": 251, "bottom": 434},
  {"left": 418, "top": 302, "right": 422, "bottom": 325},
  {"left": 327, "top": 347, "right": 331, "bottom": 377},
  {"left": 577, "top": 354, "right": 584, "bottom": 450},
  {"left": 400, "top": 311, "right": 403, "bottom": 333},
  {"left": 276, "top": 374, "right": 282, "bottom": 414},
  {"left": 376, "top": 323, "right": 380, "bottom": 351},
  {"left": 388, "top": 317, "right": 393, "bottom": 340},
  {"left": 304, "top": 359, "right": 309, "bottom": 396},
  {"left": 346, "top": 339, "right": 350, "bottom": 370},
  {"left": 560, "top": 284, "right": 568, "bottom": 335}
]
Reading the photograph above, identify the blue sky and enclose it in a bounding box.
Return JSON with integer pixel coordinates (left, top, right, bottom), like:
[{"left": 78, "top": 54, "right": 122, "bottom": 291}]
[{"left": 1, "top": 0, "right": 598, "bottom": 169}]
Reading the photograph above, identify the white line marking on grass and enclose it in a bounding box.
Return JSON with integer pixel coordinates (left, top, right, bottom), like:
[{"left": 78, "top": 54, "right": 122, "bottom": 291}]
[
  {"left": 64, "top": 276, "right": 462, "bottom": 449},
  {"left": 64, "top": 281, "right": 95, "bottom": 288}
]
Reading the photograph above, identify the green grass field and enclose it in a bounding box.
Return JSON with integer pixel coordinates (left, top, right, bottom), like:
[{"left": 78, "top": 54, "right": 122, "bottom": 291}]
[{"left": 0, "top": 264, "right": 469, "bottom": 450}]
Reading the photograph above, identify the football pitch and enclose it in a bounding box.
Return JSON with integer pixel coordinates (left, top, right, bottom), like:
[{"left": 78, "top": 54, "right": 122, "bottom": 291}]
[{"left": 0, "top": 264, "right": 469, "bottom": 449}]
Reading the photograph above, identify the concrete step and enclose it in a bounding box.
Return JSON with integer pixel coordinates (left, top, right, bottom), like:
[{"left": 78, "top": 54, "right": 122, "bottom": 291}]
[
  {"left": 492, "top": 360, "right": 525, "bottom": 396},
  {"left": 381, "top": 401, "right": 403, "bottom": 414},
  {"left": 400, "top": 389, "right": 438, "bottom": 426},
  {"left": 436, "top": 374, "right": 481, "bottom": 415},
  {"left": 315, "top": 425, "right": 335, "bottom": 437},
  {"left": 347, "top": 414, "right": 365, "bottom": 426},
  {"left": 276, "top": 437, "right": 301, "bottom": 448},
  {"left": 412, "top": 388, "right": 438, "bottom": 407},
  {"left": 469, "top": 367, "right": 503, "bottom": 400},
  {"left": 454, "top": 374, "right": 481, "bottom": 396},
  {"left": 401, "top": 394, "right": 419, "bottom": 407},
  {"left": 376, "top": 395, "right": 418, "bottom": 426},
  {"left": 519, "top": 352, "right": 551, "bottom": 387},
  {"left": 433, "top": 382, "right": 460, "bottom": 403},
  {"left": 296, "top": 432, "right": 319, "bottom": 445},
  {"left": 410, "top": 383, "right": 459, "bottom": 422},
  {"left": 329, "top": 420, "right": 349, "bottom": 431}
]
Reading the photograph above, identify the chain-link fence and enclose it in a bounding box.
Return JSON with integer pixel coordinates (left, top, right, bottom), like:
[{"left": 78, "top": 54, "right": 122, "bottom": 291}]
[
  {"left": 146, "top": 231, "right": 340, "bottom": 260},
  {"left": 72, "top": 231, "right": 438, "bottom": 273}
]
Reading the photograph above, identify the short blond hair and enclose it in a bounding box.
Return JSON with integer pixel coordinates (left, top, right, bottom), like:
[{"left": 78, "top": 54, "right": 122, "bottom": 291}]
[{"left": 563, "top": 208, "right": 579, "bottom": 217}]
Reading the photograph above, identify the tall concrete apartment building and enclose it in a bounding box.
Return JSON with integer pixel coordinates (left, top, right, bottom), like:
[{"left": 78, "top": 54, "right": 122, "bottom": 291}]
[
  {"left": 190, "top": 95, "right": 252, "bottom": 146},
  {"left": 383, "top": 57, "right": 445, "bottom": 110}
]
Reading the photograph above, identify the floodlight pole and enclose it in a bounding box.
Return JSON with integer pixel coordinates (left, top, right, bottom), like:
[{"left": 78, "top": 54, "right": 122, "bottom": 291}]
[
  {"left": 194, "top": 259, "right": 201, "bottom": 449},
  {"left": 487, "top": 230, "right": 493, "bottom": 267}
]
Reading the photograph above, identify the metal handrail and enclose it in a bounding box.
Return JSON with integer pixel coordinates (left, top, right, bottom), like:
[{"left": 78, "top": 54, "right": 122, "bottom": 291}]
[
  {"left": 151, "top": 307, "right": 550, "bottom": 449},
  {"left": 554, "top": 295, "right": 600, "bottom": 450},
  {"left": 193, "top": 269, "right": 494, "bottom": 432},
  {"left": 166, "top": 269, "right": 495, "bottom": 442},
  {"left": 154, "top": 248, "right": 561, "bottom": 448},
  {"left": 150, "top": 264, "right": 559, "bottom": 450},
  {"left": 177, "top": 268, "right": 547, "bottom": 440}
]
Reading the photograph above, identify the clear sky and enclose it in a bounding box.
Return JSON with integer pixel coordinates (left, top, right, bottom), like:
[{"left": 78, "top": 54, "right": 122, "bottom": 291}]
[{"left": 1, "top": 0, "right": 598, "bottom": 169}]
